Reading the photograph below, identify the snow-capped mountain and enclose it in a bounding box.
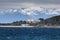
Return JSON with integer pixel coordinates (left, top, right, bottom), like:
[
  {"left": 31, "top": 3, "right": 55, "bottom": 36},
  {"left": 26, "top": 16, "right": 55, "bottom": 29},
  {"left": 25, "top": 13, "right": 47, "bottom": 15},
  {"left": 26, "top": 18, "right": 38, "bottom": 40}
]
[
  {"left": 0, "top": 7, "right": 60, "bottom": 23},
  {"left": 20, "top": 7, "right": 60, "bottom": 15},
  {"left": 0, "top": 7, "right": 60, "bottom": 19}
]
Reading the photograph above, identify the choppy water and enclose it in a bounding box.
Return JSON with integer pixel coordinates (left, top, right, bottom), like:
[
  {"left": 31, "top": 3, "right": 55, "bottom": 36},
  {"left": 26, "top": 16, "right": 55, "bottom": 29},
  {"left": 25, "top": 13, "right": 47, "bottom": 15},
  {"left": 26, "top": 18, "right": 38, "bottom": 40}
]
[{"left": 0, "top": 27, "right": 60, "bottom": 40}]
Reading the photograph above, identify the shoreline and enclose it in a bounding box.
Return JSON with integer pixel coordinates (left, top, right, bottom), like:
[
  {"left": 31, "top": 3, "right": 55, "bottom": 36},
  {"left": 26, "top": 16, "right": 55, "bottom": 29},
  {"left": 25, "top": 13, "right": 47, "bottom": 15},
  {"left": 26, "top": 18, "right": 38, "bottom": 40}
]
[
  {"left": 0, "top": 26, "right": 35, "bottom": 28},
  {"left": 0, "top": 26, "right": 60, "bottom": 28}
]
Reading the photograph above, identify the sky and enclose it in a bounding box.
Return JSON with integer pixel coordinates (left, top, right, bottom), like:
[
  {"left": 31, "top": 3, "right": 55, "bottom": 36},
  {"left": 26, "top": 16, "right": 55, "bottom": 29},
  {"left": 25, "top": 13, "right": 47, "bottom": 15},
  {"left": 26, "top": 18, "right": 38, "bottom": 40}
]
[{"left": 0, "top": 0, "right": 60, "bottom": 23}]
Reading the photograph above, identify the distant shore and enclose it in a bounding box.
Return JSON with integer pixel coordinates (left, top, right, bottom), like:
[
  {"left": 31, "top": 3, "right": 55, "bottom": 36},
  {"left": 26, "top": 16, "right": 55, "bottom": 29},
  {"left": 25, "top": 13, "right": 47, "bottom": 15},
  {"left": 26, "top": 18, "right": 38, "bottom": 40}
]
[
  {"left": 0, "top": 25, "right": 60, "bottom": 28},
  {"left": 0, "top": 26, "right": 34, "bottom": 27}
]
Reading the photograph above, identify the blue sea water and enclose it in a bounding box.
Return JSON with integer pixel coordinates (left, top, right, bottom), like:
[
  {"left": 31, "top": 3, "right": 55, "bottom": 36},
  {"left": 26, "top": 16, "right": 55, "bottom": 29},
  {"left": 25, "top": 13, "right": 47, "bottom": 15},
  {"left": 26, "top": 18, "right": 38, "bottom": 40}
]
[{"left": 0, "top": 27, "right": 60, "bottom": 40}]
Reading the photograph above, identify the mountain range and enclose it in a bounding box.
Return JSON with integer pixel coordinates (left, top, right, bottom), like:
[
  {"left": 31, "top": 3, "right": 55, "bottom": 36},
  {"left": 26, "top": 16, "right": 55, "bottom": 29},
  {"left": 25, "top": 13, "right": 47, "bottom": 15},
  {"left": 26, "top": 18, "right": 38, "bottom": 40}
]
[{"left": 0, "top": 7, "right": 60, "bottom": 23}]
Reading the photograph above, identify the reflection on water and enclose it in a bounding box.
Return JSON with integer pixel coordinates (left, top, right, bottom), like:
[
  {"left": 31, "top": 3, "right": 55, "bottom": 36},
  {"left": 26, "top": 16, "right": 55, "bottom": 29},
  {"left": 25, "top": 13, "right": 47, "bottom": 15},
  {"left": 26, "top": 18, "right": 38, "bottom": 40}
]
[{"left": 0, "top": 27, "right": 60, "bottom": 40}]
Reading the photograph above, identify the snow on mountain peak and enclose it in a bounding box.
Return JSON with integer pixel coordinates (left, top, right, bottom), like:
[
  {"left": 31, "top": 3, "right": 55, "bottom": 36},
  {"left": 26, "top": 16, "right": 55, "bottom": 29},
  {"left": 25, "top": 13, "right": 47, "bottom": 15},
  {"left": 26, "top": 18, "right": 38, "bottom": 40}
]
[
  {"left": 20, "top": 7, "right": 60, "bottom": 16},
  {"left": 0, "top": 7, "right": 60, "bottom": 16}
]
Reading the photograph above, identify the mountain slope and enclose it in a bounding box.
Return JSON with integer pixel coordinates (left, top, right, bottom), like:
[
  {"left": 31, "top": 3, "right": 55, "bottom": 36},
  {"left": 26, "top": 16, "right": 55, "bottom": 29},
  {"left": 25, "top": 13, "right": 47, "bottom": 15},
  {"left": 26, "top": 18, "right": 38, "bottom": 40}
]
[{"left": 45, "top": 15, "right": 60, "bottom": 25}]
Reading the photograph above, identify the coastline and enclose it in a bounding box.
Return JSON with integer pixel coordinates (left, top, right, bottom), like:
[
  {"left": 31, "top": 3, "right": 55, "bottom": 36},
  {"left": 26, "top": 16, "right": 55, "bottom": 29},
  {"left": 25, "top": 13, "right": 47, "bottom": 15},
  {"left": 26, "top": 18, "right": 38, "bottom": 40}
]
[
  {"left": 0, "top": 26, "right": 35, "bottom": 28},
  {"left": 0, "top": 25, "right": 60, "bottom": 28}
]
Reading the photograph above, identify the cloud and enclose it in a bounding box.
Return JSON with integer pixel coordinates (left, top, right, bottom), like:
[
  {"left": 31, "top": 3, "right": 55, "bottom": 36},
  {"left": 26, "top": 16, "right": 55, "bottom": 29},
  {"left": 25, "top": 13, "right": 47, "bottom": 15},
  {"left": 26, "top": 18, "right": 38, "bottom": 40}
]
[
  {"left": 0, "top": 0, "right": 60, "bottom": 4},
  {"left": 0, "top": 0, "right": 60, "bottom": 9}
]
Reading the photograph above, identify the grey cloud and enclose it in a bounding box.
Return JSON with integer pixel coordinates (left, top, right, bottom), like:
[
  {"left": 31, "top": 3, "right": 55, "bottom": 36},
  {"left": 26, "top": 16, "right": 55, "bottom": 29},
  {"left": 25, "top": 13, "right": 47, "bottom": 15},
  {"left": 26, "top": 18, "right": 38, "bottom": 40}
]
[
  {"left": 0, "top": 0, "right": 60, "bottom": 4},
  {"left": 0, "top": 0, "right": 31, "bottom": 3},
  {"left": 0, "top": 0, "right": 60, "bottom": 9}
]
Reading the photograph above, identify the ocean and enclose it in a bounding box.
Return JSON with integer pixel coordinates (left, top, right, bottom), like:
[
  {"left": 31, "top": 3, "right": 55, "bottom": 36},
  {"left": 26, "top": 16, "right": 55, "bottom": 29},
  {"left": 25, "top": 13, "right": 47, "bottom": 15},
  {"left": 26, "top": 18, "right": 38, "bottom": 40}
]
[{"left": 0, "top": 27, "right": 60, "bottom": 40}]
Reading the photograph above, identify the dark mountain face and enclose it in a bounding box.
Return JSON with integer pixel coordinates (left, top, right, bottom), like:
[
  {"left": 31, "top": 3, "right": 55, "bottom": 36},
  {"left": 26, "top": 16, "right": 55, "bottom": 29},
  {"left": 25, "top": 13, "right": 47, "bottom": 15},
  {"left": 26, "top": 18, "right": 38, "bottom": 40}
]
[{"left": 45, "top": 15, "right": 60, "bottom": 25}]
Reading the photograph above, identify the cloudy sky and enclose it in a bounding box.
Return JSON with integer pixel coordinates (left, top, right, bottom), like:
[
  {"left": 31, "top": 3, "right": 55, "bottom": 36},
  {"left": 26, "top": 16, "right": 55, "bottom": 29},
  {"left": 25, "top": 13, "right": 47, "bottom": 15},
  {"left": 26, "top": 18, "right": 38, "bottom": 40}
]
[{"left": 0, "top": 0, "right": 60, "bottom": 23}]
